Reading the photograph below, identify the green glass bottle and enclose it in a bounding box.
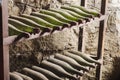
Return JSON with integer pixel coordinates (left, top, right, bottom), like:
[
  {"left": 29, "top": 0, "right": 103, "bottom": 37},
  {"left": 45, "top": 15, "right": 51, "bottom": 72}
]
[
  {"left": 61, "top": 6, "right": 93, "bottom": 18},
  {"left": 8, "top": 24, "right": 30, "bottom": 38},
  {"left": 13, "top": 72, "right": 33, "bottom": 80},
  {"left": 10, "top": 16, "right": 52, "bottom": 32},
  {"left": 71, "top": 5, "right": 101, "bottom": 17},
  {"left": 49, "top": 8, "right": 83, "bottom": 24},
  {"left": 61, "top": 9, "right": 90, "bottom": 22},
  {"left": 19, "top": 14, "right": 61, "bottom": 31},
  {"left": 9, "top": 18, "right": 40, "bottom": 34},
  {"left": 40, "top": 9, "right": 77, "bottom": 26},
  {"left": 31, "top": 12, "right": 70, "bottom": 28}
]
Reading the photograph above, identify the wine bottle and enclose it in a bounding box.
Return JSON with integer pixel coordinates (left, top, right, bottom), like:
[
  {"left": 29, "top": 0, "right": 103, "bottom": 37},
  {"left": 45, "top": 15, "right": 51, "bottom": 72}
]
[
  {"left": 49, "top": 8, "right": 83, "bottom": 24},
  {"left": 63, "top": 51, "right": 95, "bottom": 68},
  {"left": 9, "top": 24, "right": 32, "bottom": 42},
  {"left": 13, "top": 72, "right": 33, "bottom": 80},
  {"left": 10, "top": 16, "right": 52, "bottom": 32},
  {"left": 8, "top": 18, "right": 40, "bottom": 34},
  {"left": 48, "top": 57, "right": 83, "bottom": 76},
  {"left": 61, "top": 9, "right": 90, "bottom": 22},
  {"left": 71, "top": 5, "right": 101, "bottom": 17},
  {"left": 19, "top": 14, "right": 61, "bottom": 31},
  {"left": 10, "top": 72, "right": 23, "bottom": 80},
  {"left": 23, "top": 68, "right": 48, "bottom": 80},
  {"left": 32, "top": 66, "right": 62, "bottom": 80},
  {"left": 54, "top": 54, "right": 89, "bottom": 72},
  {"left": 40, "top": 60, "right": 77, "bottom": 80},
  {"left": 61, "top": 6, "right": 93, "bottom": 18},
  {"left": 40, "top": 9, "right": 77, "bottom": 26},
  {"left": 31, "top": 12, "right": 70, "bottom": 28},
  {"left": 9, "top": 24, "right": 30, "bottom": 37},
  {"left": 68, "top": 50, "right": 101, "bottom": 64}
]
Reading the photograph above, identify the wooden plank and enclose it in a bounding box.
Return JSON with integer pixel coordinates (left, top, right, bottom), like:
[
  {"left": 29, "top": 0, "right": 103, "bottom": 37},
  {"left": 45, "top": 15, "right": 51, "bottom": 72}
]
[
  {"left": 78, "top": 27, "right": 83, "bottom": 52},
  {"left": 0, "top": 0, "right": 9, "bottom": 80},
  {"left": 96, "top": 0, "right": 108, "bottom": 80},
  {"left": 96, "top": 19, "right": 107, "bottom": 80},
  {"left": 101, "top": 0, "right": 108, "bottom": 15},
  {"left": 78, "top": 26, "right": 86, "bottom": 53},
  {"left": 81, "top": 0, "right": 87, "bottom": 7}
]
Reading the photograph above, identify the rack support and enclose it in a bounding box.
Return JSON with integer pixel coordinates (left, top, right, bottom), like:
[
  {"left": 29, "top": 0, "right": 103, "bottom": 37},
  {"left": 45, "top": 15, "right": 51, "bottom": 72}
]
[
  {"left": 0, "top": 0, "right": 9, "bottom": 80},
  {"left": 96, "top": 0, "right": 108, "bottom": 80}
]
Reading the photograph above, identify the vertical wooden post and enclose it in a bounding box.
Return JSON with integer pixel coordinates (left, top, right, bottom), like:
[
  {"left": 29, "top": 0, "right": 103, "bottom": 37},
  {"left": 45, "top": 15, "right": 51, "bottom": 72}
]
[
  {"left": 78, "top": 27, "right": 84, "bottom": 52},
  {"left": 96, "top": 0, "right": 108, "bottom": 80},
  {"left": 0, "top": 0, "right": 9, "bottom": 80},
  {"left": 81, "top": 0, "right": 87, "bottom": 7},
  {"left": 78, "top": 0, "right": 86, "bottom": 52}
]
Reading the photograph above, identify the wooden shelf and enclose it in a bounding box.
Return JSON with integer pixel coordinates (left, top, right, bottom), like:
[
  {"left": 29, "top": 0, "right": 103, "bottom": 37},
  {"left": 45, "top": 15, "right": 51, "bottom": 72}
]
[{"left": 3, "top": 15, "right": 106, "bottom": 45}]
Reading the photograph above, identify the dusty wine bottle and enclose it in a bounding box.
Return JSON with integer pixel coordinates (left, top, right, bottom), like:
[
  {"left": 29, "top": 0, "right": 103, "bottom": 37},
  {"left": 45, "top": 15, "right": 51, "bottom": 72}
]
[
  {"left": 23, "top": 68, "right": 48, "bottom": 80},
  {"left": 48, "top": 57, "right": 84, "bottom": 76},
  {"left": 68, "top": 50, "right": 101, "bottom": 64},
  {"left": 9, "top": 18, "right": 34, "bottom": 33},
  {"left": 54, "top": 54, "right": 89, "bottom": 72},
  {"left": 32, "top": 66, "right": 62, "bottom": 80},
  {"left": 63, "top": 51, "right": 96, "bottom": 68},
  {"left": 40, "top": 60, "right": 77, "bottom": 80},
  {"left": 13, "top": 72, "right": 33, "bottom": 80}
]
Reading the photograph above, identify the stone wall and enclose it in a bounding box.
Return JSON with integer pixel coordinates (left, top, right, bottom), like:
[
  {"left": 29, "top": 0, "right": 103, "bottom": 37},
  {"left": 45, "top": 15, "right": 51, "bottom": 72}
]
[{"left": 9, "top": 0, "right": 120, "bottom": 80}]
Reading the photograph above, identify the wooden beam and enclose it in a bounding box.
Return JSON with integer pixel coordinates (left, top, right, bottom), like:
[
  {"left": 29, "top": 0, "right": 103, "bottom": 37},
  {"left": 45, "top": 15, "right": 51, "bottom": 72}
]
[
  {"left": 96, "top": 0, "right": 108, "bottom": 79},
  {"left": 78, "top": 26, "right": 85, "bottom": 52},
  {"left": 96, "top": 20, "right": 106, "bottom": 80},
  {"left": 0, "top": 0, "right": 9, "bottom": 80},
  {"left": 81, "top": 0, "right": 87, "bottom": 7},
  {"left": 101, "top": 0, "right": 108, "bottom": 15}
]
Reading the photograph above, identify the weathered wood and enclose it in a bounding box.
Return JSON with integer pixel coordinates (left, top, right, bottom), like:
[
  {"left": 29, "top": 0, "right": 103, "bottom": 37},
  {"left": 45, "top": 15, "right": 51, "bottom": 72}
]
[
  {"left": 78, "top": 27, "right": 83, "bottom": 52},
  {"left": 101, "top": 0, "right": 108, "bottom": 15},
  {"left": 96, "top": 0, "right": 108, "bottom": 79},
  {"left": 0, "top": 0, "right": 9, "bottom": 80},
  {"left": 81, "top": 0, "right": 87, "bottom": 7},
  {"left": 96, "top": 19, "right": 107, "bottom": 80},
  {"left": 78, "top": 26, "right": 86, "bottom": 52}
]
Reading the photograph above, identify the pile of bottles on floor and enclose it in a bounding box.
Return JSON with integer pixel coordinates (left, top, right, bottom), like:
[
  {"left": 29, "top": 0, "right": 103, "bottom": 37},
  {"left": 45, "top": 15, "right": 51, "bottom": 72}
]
[
  {"left": 9, "top": 5, "right": 101, "bottom": 39},
  {"left": 10, "top": 50, "right": 101, "bottom": 80}
]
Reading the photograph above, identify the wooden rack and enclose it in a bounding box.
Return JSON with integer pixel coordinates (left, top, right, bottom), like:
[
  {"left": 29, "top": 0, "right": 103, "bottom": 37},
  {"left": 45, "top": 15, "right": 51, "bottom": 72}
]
[
  {"left": 0, "top": 0, "right": 108, "bottom": 80},
  {"left": 79, "top": 0, "right": 108, "bottom": 80}
]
